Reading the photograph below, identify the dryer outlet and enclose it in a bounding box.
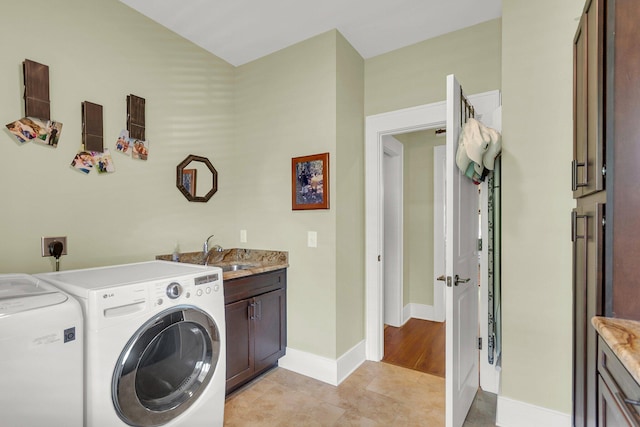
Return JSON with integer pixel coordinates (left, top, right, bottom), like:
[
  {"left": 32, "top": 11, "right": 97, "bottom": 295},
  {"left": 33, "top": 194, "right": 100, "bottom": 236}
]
[{"left": 41, "top": 236, "right": 67, "bottom": 257}]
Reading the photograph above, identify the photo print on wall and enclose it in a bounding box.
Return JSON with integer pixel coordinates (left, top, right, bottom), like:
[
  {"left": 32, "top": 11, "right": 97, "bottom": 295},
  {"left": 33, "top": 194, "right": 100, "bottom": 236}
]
[
  {"left": 70, "top": 148, "right": 115, "bottom": 175},
  {"left": 115, "top": 129, "right": 149, "bottom": 161},
  {"left": 5, "top": 117, "right": 63, "bottom": 147}
]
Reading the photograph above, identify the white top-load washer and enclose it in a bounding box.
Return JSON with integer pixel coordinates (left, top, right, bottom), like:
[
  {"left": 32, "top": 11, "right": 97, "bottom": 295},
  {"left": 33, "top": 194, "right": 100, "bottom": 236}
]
[
  {"left": 37, "top": 260, "right": 226, "bottom": 427},
  {"left": 0, "top": 274, "right": 84, "bottom": 427}
]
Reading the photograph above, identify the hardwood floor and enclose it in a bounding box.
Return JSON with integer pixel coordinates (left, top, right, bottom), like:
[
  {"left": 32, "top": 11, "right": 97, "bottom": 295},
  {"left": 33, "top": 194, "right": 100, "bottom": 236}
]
[{"left": 383, "top": 318, "right": 445, "bottom": 378}]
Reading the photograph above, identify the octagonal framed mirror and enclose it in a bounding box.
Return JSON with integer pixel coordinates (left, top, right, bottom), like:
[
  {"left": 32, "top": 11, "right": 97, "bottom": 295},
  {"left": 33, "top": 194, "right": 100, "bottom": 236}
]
[{"left": 176, "top": 154, "right": 218, "bottom": 202}]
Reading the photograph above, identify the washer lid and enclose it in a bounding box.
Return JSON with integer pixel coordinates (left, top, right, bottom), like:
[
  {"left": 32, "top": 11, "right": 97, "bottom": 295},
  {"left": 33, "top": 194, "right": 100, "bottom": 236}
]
[{"left": 0, "top": 274, "right": 67, "bottom": 317}]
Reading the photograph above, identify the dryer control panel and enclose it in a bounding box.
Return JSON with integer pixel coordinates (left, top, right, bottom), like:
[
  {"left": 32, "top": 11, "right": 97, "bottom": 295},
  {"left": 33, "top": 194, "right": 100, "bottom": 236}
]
[{"left": 152, "top": 270, "right": 222, "bottom": 309}]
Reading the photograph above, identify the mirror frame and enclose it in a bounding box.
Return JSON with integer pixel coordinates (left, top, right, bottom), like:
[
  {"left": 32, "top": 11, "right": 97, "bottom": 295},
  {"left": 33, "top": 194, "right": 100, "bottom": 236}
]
[{"left": 176, "top": 154, "right": 218, "bottom": 202}]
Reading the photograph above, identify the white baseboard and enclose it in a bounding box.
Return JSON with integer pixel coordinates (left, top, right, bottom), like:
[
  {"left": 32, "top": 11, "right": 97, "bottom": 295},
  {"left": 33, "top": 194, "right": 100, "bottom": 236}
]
[
  {"left": 496, "top": 396, "right": 571, "bottom": 427},
  {"left": 337, "top": 340, "right": 367, "bottom": 384},
  {"left": 277, "top": 341, "right": 366, "bottom": 386},
  {"left": 407, "top": 303, "right": 439, "bottom": 322},
  {"left": 402, "top": 304, "right": 412, "bottom": 324}
]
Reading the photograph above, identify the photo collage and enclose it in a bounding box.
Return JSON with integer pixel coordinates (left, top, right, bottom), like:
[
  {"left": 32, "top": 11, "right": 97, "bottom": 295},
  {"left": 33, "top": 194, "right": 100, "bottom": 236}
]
[{"left": 5, "top": 118, "right": 149, "bottom": 176}]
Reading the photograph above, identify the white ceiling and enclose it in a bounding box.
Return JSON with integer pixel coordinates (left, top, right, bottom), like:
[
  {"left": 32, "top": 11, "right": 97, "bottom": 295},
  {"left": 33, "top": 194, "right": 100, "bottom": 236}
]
[{"left": 119, "top": 0, "right": 502, "bottom": 67}]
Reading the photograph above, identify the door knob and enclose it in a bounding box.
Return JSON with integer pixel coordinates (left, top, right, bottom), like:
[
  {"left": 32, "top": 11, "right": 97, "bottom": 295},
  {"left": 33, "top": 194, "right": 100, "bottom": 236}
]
[{"left": 454, "top": 275, "right": 470, "bottom": 286}]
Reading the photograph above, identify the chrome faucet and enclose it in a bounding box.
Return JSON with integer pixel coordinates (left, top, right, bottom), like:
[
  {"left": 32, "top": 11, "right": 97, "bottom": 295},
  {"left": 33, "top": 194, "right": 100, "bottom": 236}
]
[
  {"left": 203, "top": 234, "right": 215, "bottom": 256},
  {"left": 203, "top": 235, "right": 224, "bottom": 265}
]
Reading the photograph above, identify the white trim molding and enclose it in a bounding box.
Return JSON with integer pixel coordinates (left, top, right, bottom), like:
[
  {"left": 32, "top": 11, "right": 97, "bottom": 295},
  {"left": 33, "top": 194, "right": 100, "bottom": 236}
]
[
  {"left": 496, "top": 396, "right": 571, "bottom": 427},
  {"left": 407, "top": 303, "right": 438, "bottom": 322},
  {"left": 365, "top": 90, "right": 501, "bottom": 362},
  {"left": 278, "top": 342, "right": 366, "bottom": 386}
]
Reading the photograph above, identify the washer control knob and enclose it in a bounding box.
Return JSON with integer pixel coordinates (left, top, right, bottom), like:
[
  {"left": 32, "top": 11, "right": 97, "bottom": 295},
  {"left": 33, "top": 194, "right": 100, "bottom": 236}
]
[{"left": 166, "top": 282, "right": 183, "bottom": 299}]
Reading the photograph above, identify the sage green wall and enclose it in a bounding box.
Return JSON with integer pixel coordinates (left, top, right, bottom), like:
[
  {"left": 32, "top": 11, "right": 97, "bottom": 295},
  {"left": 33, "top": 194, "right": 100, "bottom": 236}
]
[
  {"left": 335, "top": 34, "right": 365, "bottom": 356},
  {"left": 395, "top": 130, "right": 445, "bottom": 307},
  {"left": 0, "top": 0, "right": 365, "bottom": 362},
  {"left": 365, "top": 19, "right": 502, "bottom": 116},
  {"left": 235, "top": 30, "right": 365, "bottom": 359},
  {"left": 501, "top": 0, "right": 583, "bottom": 413},
  {"left": 365, "top": 19, "right": 500, "bottom": 308},
  {"left": 0, "top": 0, "right": 235, "bottom": 274}
]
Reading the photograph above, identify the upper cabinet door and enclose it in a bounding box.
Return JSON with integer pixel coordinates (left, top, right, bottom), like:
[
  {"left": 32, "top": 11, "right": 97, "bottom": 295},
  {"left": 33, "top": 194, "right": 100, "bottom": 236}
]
[{"left": 573, "top": 0, "right": 605, "bottom": 198}]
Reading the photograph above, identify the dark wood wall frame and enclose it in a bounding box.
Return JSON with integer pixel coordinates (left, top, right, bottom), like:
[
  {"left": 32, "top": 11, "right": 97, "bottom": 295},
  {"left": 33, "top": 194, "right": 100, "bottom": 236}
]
[
  {"left": 23, "top": 59, "right": 50, "bottom": 120},
  {"left": 291, "top": 152, "right": 330, "bottom": 210},
  {"left": 127, "top": 94, "right": 145, "bottom": 141},
  {"left": 82, "top": 101, "right": 104, "bottom": 152},
  {"left": 176, "top": 154, "right": 218, "bottom": 202}
]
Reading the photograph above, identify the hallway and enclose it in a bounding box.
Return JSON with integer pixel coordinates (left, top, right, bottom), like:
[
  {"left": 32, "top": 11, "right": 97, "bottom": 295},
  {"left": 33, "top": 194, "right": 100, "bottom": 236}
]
[{"left": 383, "top": 318, "right": 445, "bottom": 378}]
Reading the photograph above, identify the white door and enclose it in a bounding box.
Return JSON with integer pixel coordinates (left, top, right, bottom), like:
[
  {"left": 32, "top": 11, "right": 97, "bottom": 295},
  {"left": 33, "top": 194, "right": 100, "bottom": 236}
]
[{"left": 445, "top": 74, "right": 479, "bottom": 427}]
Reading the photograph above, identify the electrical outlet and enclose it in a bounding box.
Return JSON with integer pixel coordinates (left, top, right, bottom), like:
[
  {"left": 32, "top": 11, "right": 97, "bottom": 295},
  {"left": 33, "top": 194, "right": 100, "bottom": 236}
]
[
  {"left": 41, "top": 236, "right": 67, "bottom": 257},
  {"left": 240, "top": 229, "right": 247, "bottom": 243}
]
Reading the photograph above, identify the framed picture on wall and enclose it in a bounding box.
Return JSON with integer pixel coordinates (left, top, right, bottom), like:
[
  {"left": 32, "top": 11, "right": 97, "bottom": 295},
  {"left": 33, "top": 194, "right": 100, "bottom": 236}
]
[{"left": 291, "top": 152, "right": 329, "bottom": 210}]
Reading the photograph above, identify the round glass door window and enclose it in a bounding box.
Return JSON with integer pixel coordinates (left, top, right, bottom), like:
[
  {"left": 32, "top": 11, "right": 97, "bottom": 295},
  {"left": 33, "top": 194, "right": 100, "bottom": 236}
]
[{"left": 112, "top": 306, "right": 221, "bottom": 426}]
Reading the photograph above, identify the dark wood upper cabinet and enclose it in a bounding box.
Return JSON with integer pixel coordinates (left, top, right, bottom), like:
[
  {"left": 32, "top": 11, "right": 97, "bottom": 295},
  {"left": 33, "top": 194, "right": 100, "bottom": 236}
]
[{"left": 572, "top": 0, "right": 605, "bottom": 198}]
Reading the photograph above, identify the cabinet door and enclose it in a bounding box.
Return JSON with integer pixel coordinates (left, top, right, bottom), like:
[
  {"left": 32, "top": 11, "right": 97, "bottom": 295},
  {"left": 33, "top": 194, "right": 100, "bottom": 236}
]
[
  {"left": 225, "top": 298, "right": 253, "bottom": 392},
  {"left": 599, "top": 376, "right": 631, "bottom": 427},
  {"left": 573, "top": 0, "right": 605, "bottom": 198},
  {"left": 573, "top": 201, "right": 605, "bottom": 427},
  {"left": 253, "top": 288, "right": 287, "bottom": 373}
]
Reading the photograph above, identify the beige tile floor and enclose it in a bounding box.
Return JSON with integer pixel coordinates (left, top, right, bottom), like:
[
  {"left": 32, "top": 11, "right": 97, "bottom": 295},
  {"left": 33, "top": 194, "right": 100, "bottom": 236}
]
[{"left": 224, "top": 361, "right": 496, "bottom": 426}]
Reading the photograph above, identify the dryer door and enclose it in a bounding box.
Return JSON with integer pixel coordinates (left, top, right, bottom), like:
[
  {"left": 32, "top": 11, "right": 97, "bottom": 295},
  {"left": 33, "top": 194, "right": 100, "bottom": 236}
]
[{"left": 112, "top": 306, "right": 221, "bottom": 427}]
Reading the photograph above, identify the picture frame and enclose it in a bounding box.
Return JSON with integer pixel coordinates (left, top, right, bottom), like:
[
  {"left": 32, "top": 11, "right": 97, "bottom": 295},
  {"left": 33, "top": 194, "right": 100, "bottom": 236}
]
[
  {"left": 182, "top": 169, "right": 197, "bottom": 197},
  {"left": 291, "top": 152, "right": 329, "bottom": 210}
]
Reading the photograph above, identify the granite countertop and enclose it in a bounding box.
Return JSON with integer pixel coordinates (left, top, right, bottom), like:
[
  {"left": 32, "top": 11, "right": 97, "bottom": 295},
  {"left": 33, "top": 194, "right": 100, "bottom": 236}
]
[
  {"left": 592, "top": 316, "right": 640, "bottom": 384},
  {"left": 156, "top": 248, "right": 288, "bottom": 280}
]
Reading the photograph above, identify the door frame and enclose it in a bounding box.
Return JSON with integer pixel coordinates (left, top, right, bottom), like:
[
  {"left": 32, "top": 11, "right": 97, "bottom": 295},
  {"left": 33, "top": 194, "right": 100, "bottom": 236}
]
[{"left": 364, "top": 90, "right": 500, "bottom": 363}]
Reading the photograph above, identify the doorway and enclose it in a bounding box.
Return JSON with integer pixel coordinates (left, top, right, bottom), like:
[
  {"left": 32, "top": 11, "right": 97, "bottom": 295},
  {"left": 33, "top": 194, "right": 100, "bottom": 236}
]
[
  {"left": 382, "top": 130, "right": 446, "bottom": 329},
  {"left": 365, "top": 90, "right": 501, "bottom": 391}
]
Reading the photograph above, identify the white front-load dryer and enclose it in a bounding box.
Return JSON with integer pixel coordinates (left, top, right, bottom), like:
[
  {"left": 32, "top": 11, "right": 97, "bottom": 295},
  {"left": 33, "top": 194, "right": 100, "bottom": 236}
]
[
  {"left": 37, "top": 260, "right": 225, "bottom": 427},
  {"left": 0, "top": 274, "right": 83, "bottom": 427}
]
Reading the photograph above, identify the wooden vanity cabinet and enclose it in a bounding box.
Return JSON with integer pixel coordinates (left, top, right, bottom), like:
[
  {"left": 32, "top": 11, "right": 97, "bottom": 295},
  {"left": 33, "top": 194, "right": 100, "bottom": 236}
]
[
  {"left": 224, "top": 269, "right": 286, "bottom": 394},
  {"left": 597, "top": 337, "right": 640, "bottom": 426}
]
